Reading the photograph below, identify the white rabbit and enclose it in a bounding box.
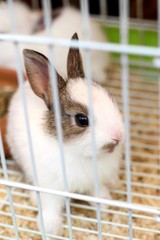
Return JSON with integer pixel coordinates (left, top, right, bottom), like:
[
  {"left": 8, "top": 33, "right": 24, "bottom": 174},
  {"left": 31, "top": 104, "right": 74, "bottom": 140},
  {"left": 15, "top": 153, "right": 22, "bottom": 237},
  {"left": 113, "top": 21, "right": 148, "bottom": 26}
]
[
  {"left": 7, "top": 33, "right": 123, "bottom": 240},
  {"left": 0, "top": 6, "right": 109, "bottom": 84},
  {"left": 0, "top": 1, "right": 41, "bottom": 34},
  {"left": 0, "top": 1, "right": 42, "bottom": 69}
]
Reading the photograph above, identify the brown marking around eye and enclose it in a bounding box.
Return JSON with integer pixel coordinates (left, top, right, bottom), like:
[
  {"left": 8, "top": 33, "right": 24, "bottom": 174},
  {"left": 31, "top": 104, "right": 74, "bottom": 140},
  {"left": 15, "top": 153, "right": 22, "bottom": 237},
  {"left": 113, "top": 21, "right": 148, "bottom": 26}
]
[{"left": 44, "top": 95, "right": 88, "bottom": 142}]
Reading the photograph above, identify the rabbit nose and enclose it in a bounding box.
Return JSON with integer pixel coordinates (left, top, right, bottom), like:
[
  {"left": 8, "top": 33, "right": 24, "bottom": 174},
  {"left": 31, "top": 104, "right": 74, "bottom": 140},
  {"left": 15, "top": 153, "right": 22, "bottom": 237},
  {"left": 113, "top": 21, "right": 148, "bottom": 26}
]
[{"left": 112, "top": 130, "right": 122, "bottom": 142}]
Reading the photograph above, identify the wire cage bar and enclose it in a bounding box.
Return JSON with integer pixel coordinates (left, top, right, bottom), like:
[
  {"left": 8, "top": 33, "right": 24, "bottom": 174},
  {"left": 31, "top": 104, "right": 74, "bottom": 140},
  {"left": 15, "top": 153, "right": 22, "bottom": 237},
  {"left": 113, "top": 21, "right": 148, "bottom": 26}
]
[{"left": 0, "top": 0, "right": 160, "bottom": 240}]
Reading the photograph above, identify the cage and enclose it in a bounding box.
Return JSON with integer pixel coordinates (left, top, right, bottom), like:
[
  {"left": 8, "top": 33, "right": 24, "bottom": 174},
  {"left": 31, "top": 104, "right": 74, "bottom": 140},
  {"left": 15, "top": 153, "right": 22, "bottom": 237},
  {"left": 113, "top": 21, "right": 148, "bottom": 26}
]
[{"left": 0, "top": 0, "right": 160, "bottom": 240}]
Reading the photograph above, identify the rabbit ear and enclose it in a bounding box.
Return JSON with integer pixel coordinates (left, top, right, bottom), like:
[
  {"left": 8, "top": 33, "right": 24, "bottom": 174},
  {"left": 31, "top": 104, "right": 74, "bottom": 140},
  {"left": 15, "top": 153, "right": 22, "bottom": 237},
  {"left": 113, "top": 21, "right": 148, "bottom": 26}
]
[
  {"left": 67, "top": 32, "right": 85, "bottom": 79},
  {"left": 23, "top": 49, "right": 66, "bottom": 109}
]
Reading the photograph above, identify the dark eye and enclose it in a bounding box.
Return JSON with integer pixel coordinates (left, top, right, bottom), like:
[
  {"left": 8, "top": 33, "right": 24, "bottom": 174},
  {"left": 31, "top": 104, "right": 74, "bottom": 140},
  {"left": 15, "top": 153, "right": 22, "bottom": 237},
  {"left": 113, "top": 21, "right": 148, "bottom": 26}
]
[{"left": 75, "top": 113, "right": 89, "bottom": 127}]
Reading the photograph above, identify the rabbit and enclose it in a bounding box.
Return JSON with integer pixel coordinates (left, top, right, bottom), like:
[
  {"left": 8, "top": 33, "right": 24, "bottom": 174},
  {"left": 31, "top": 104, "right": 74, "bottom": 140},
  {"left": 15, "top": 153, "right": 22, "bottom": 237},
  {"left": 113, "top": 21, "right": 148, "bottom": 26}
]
[
  {"left": 0, "top": 1, "right": 42, "bottom": 34},
  {"left": 0, "top": 6, "right": 109, "bottom": 84},
  {"left": 0, "top": 1, "right": 42, "bottom": 69},
  {"left": 6, "top": 33, "right": 124, "bottom": 240}
]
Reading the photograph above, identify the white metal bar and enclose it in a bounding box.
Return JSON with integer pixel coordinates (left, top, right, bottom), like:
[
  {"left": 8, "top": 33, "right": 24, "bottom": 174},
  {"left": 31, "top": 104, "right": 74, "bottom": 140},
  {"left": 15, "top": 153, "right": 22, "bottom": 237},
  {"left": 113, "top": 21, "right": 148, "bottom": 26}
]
[
  {"left": 13, "top": 43, "right": 46, "bottom": 240},
  {"left": 120, "top": 0, "right": 133, "bottom": 239},
  {"left": 43, "top": 2, "right": 73, "bottom": 239},
  {"left": 47, "top": 52, "right": 69, "bottom": 189},
  {"left": 1, "top": 181, "right": 160, "bottom": 205},
  {"left": 0, "top": 131, "right": 19, "bottom": 239},
  {"left": 7, "top": 0, "right": 16, "bottom": 33},
  {"left": 41, "top": 1, "right": 73, "bottom": 238},
  {"left": 1, "top": 174, "right": 160, "bottom": 199},
  {"left": 6, "top": 0, "right": 46, "bottom": 237},
  {"left": 1, "top": 34, "right": 160, "bottom": 56},
  {"left": 136, "top": 0, "right": 144, "bottom": 44},
  {"left": 42, "top": 0, "right": 52, "bottom": 35},
  {"left": 1, "top": 182, "right": 160, "bottom": 203},
  {"left": 48, "top": 45, "right": 73, "bottom": 240},
  {"left": 80, "top": 1, "right": 102, "bottom": 239},
  {"left": 137, "top": 0, "right": 143, "bottom": 19},
  {"left": 99, "top": 0, "right": 107, "bottom": 19},
  {"left": 80, "top": 0, "right": 90, "bottom": 40},
  {"left": 0, "top": 179, "right": 160, "bottom": 215}
]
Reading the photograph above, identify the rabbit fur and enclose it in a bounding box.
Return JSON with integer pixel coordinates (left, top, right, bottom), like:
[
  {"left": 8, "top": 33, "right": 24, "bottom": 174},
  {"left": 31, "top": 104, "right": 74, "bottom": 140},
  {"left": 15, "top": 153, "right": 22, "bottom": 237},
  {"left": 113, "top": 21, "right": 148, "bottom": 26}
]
[
  {"left": 0, "top": 6, "right": 109, "bottom": 84},
  {"left": 0, "top": 1, "right": 42, "bottom": 69},
  {"left": 0, "top": 1, "right": 41, "bottom": 34},
  {"left": 7, "top": 33, "right": 124, "bottom": 239}
]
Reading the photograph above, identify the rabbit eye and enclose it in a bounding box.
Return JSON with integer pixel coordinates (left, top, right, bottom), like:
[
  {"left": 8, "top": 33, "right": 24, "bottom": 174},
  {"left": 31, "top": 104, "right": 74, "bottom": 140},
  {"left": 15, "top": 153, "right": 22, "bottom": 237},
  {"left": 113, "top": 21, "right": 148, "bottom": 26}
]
[{"left": 75, "top": 113, "right": 89, "bottom": 127}]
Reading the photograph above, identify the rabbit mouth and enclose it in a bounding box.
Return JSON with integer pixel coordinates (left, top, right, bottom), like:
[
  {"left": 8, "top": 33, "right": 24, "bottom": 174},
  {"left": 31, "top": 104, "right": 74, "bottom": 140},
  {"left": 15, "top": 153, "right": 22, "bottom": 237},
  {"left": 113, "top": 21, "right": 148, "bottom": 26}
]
[
  {"left": 102, "top": 141, "right": 119, "bottom": 153},
  {"left": 107, "top": 145, "right": 115, "bottom": 153}
]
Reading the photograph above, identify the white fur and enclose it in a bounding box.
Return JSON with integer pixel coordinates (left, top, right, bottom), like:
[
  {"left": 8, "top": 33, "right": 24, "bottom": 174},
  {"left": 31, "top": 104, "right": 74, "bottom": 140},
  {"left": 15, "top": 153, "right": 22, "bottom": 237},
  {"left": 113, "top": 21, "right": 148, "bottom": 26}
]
[
  {"left": 0, "top": 1, "right": 41, "bottom": 68},
  {"left": 7, "top": 77, "right": 124, "bottom": 239},
  {"left": 0, "top": 1, "right": 41, "bottom": 34},
  {"left": 0, "top": 7, "right": 109, "bottom": 84}
]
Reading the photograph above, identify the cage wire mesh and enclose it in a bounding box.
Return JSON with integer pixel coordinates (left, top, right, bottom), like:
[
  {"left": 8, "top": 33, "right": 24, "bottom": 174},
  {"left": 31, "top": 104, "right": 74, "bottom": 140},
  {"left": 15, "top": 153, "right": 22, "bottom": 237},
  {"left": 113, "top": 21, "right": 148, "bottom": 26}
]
[{"left": 0, "top": 0, "right": 160, "bottom": 239}]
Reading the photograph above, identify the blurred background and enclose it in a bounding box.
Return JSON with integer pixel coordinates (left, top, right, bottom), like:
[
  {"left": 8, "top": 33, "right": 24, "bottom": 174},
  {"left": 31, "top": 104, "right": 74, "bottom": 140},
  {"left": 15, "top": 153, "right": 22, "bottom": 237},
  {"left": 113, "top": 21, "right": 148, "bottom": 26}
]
[{"left": 21, "top": 0, "right": 158, "bottom": 19}]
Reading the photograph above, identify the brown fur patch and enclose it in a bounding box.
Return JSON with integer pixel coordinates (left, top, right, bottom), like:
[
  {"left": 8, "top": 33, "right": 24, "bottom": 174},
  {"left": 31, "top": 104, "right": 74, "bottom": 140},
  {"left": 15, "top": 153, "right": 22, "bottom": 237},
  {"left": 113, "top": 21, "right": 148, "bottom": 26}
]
[{"left": 44, "top": 89, "right": 88, "bottom": 142}]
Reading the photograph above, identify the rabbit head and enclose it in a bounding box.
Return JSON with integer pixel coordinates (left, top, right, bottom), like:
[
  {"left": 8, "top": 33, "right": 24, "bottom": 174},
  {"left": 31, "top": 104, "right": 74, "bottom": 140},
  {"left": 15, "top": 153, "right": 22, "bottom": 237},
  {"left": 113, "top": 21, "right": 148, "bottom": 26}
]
[{"left": 23, "top": 33, "right": 124, "bottom": 159}]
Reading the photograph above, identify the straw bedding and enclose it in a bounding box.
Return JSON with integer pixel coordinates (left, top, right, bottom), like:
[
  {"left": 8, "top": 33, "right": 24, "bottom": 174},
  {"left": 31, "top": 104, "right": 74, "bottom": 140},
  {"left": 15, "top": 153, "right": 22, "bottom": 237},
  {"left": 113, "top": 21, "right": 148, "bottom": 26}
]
[{"left": 0, "top": 65, "right": 160, "bottom": 240}]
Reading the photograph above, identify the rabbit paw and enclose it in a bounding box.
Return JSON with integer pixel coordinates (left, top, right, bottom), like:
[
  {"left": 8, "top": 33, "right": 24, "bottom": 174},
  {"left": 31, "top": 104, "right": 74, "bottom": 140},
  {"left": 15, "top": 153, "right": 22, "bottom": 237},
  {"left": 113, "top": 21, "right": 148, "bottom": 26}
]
[
  {"left": 89, "top": 186, "right": 112, "bottom": 209},
  {"left": 37, "top": 209, "right": 62, "bottom": 240}
]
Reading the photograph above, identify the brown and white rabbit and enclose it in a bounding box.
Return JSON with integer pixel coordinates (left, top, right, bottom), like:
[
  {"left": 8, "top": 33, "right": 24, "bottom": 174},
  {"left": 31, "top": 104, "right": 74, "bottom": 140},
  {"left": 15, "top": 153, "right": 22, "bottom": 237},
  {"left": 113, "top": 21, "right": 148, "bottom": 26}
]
[
  {"left": 7, "top": 33, "right": 124, "bottom": 239},
  {"left": 0, "top": 6, "right": 109, "bottom": 84}
]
